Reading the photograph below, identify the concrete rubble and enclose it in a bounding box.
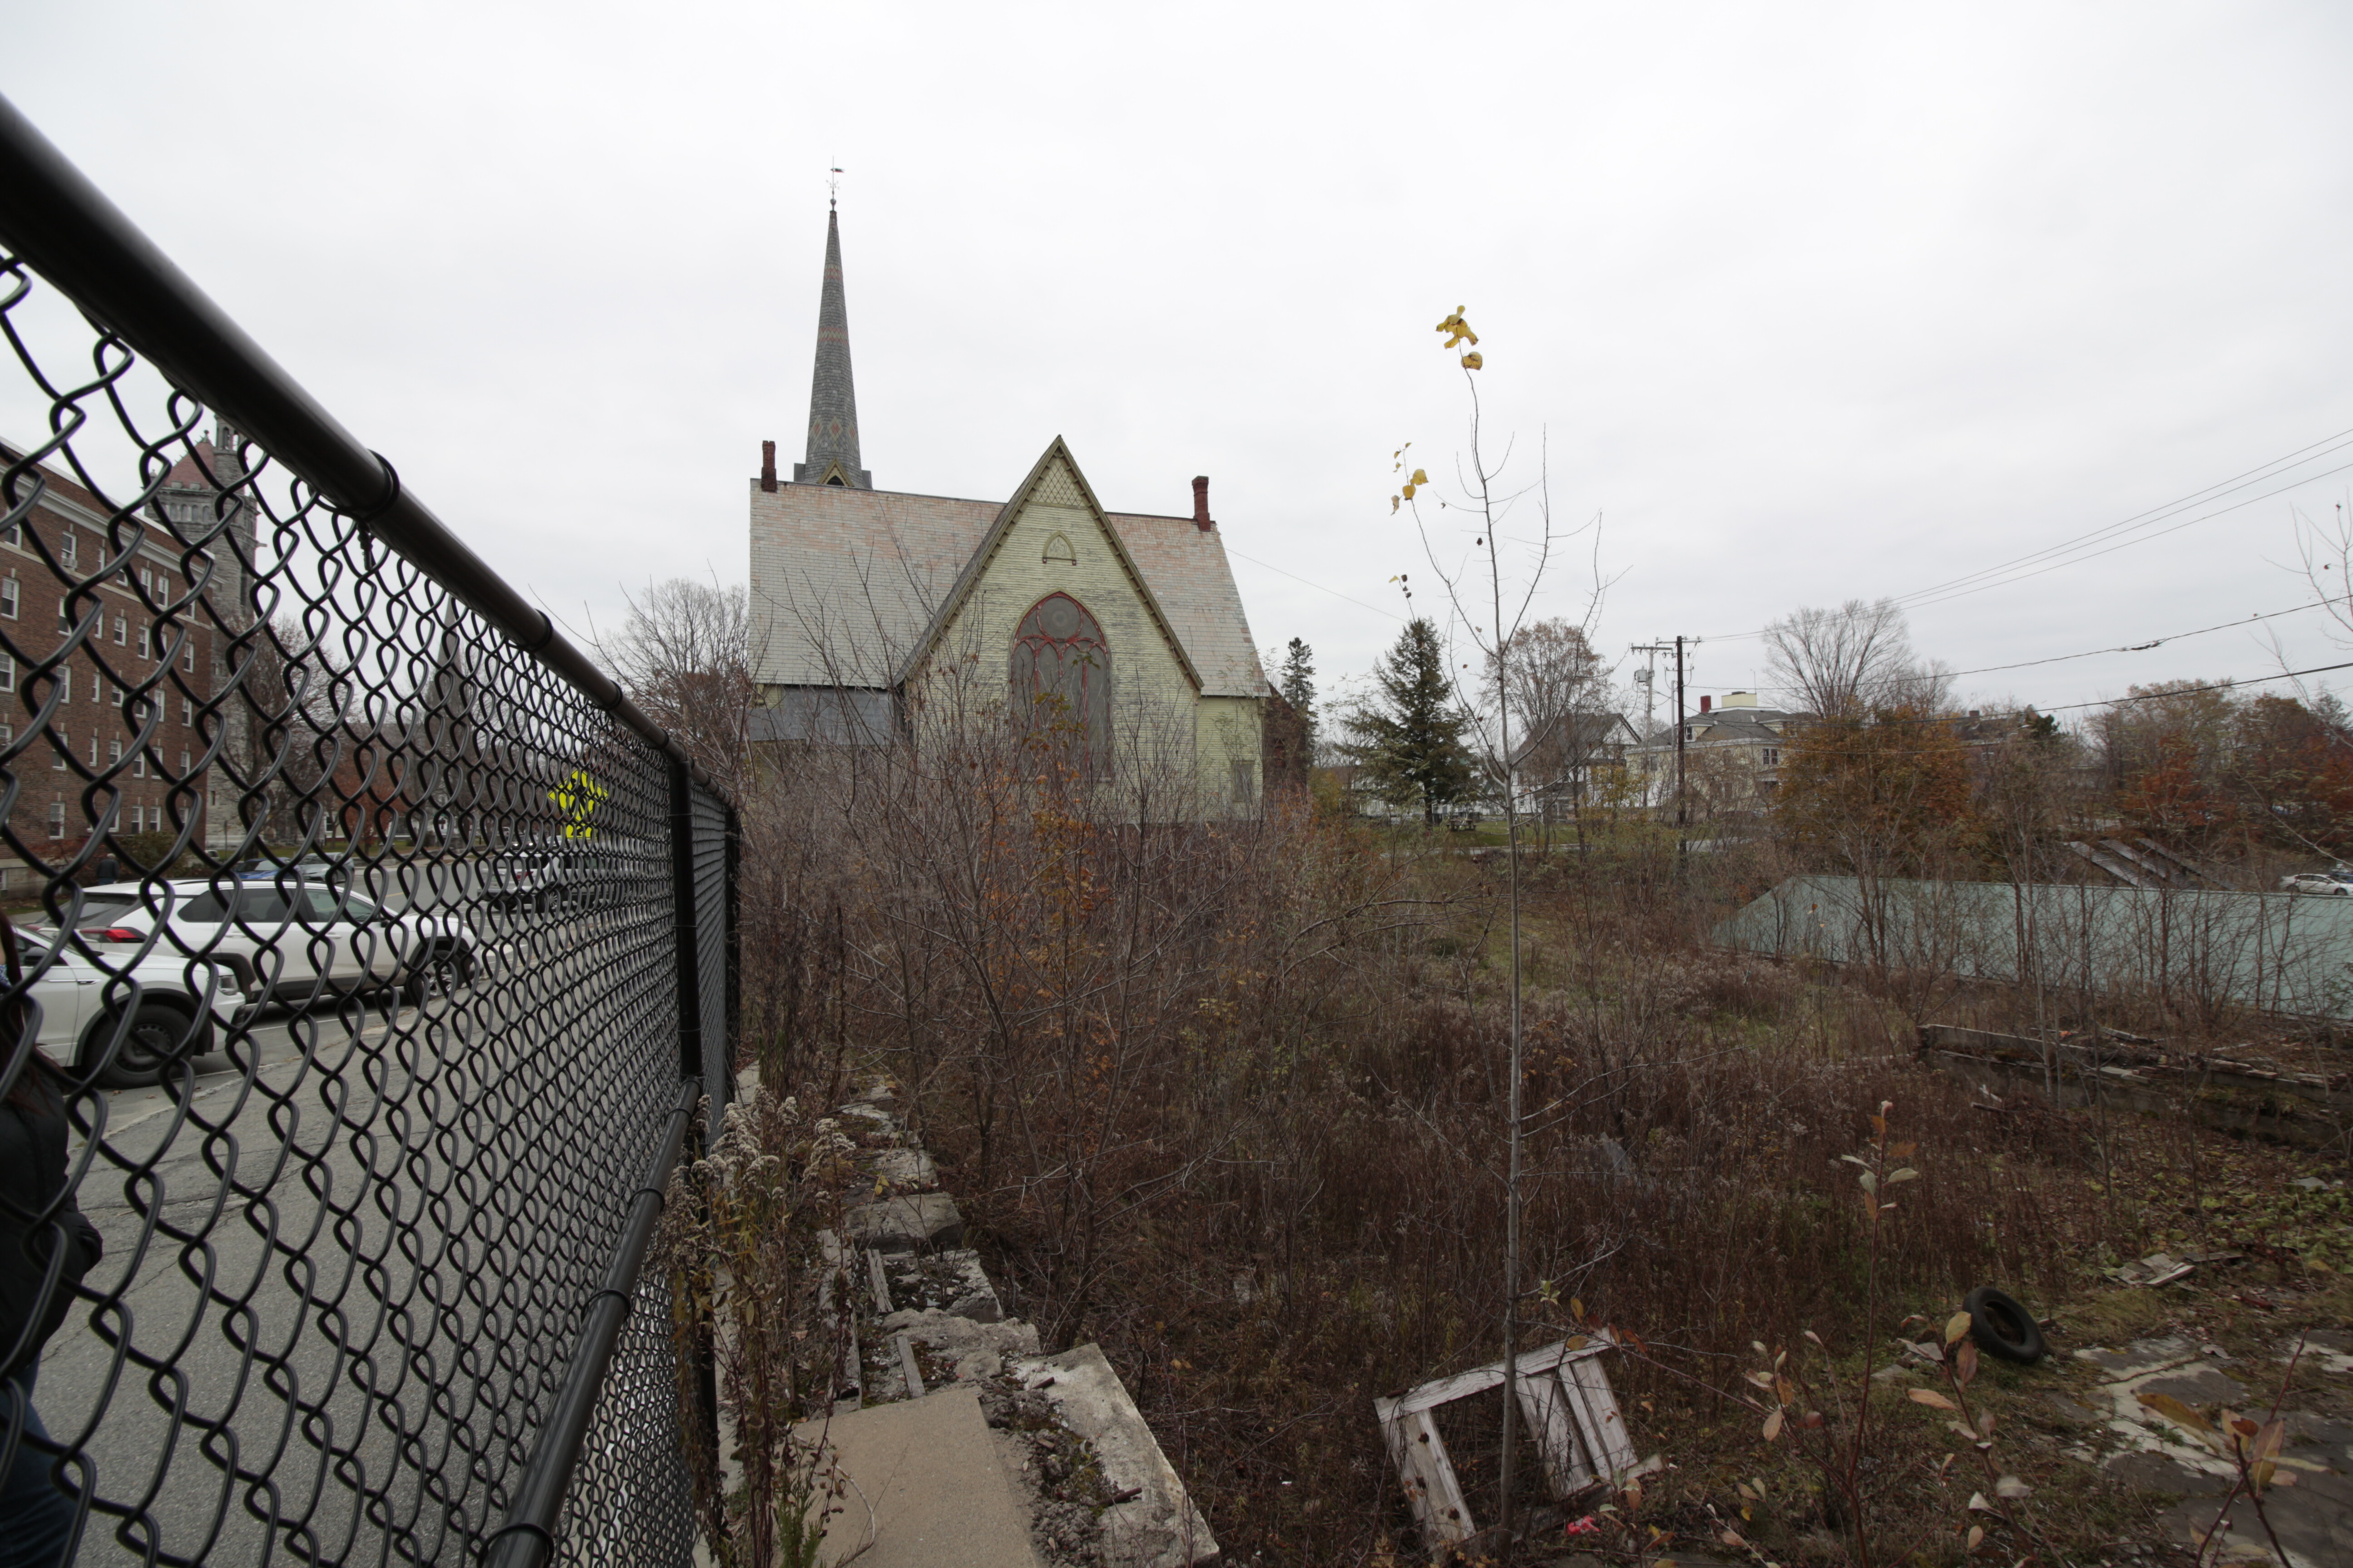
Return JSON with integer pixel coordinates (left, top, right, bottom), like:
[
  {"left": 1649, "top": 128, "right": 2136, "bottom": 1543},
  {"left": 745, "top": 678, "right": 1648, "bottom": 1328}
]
[
  {"left": 2069, "top": 1331, "right": 2352, "bottom": 1567},
  {"left": 805, "top": 1080, "right": 1219, "bottom": 1567}
]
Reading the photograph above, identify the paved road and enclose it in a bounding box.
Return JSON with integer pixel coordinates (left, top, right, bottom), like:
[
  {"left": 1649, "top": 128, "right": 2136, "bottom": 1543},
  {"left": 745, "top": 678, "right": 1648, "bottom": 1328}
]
[{"left": 35, "top": 906, "right": 690, "bottom": 1566}]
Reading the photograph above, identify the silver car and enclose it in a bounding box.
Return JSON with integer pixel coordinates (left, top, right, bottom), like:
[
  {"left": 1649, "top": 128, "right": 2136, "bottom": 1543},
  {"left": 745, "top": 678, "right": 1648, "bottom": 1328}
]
[
  {"left": 63, "top": 878, "right": 477, "bottom": 1005},
  {"left": 2278, "top": 871, "right": 2353, "bottom": 897}
]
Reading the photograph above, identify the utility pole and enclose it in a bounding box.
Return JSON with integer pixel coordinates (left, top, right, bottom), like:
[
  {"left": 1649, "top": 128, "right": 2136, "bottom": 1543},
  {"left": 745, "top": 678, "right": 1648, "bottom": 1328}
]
[
  {"left": 1674, "top": 635, "right": 1687, "bottom": 844},
  {"left": 1657, "top": 636, "right": 1698, "bottom": 853},
  {"left": 1630, "top": 641, "right": 1672, "bottom": 812}
]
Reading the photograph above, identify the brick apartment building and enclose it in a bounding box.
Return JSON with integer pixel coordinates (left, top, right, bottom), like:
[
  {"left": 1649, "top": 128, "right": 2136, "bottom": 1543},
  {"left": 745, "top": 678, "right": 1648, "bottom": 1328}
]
[{"left": 0, "top": 429, "right": 253, "bottom": 886}]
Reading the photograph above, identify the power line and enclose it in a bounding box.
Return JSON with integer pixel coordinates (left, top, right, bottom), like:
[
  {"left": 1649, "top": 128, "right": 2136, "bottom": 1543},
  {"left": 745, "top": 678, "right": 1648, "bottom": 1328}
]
[
  {"left": 1891, "top": 428, "right": 2353, "bottom": 609},
  {"left": 1700, "top": 425, "right": 2353, "bottom": 641},
  {"left": 1225, "top": 546, "right": 1409, "bottom": 625},
  {"left": 2034, "top": 659, "right": 2353, "bottom": 715},
  {"left": 1681, "top": 595, "right": 2347, "bottom": 691},
  {"left": 1897, "top": 458, "right": 2353, "bottom": 611}
]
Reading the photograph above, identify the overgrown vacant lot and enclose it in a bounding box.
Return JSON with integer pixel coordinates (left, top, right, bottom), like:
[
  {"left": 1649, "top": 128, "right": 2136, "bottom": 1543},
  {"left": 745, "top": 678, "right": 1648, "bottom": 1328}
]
[{"left": 744, "top": 769, "right": 2349, "bottom": 1566}]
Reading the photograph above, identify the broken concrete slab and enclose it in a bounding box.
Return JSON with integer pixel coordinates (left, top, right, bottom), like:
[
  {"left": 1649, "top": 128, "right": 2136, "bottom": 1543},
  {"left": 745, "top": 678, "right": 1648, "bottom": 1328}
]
[
  {"left": 846, "top": 1190, "right": 964, "bottom": 1253},
  {"left": 871, "top": 1147, "right": 939, "bottom": 1190},
  {"left": 802, "top": 1383, "right": 1044, "bottom": 1568},
  {"left": 2074, "top": 1335, "right": 2353, "bottom": 1567},
  {"left": 883, "top": 1248, "right": 1003, "bottom": 1322},
  {"left": 881, "top": 1307, "right": 1041, "bottom": 1384},
  {"left": 2297, "top": 1329, "right": 2353, "bottom": 1376},
  {"left": 838, "top": 1101, "right": 900, "bottom": 1138},
  {"left": 1013, "top": 1343, "right": 1218, "bottom": 1568}
]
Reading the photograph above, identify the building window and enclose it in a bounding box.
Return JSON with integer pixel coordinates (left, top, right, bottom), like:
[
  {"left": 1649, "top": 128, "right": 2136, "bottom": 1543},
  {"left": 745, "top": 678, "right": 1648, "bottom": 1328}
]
[
  {"left": 52, "top": 734, "right": 66, "bottom": 770},
  {"left": 47, "top": 801, "right": 63, "bottom": 840},
  {"left": 56, "top": 597, "right": 69, "bottom": 632},
  {"left": 1, "top": 520, "right": 17, "bottom": 547},
  {"left": 138, "top": 623, "right": 152, "bottom": 658},
  {"left": 132, "top": 749, "right": 146, "bottom": 778},
  {"left": 0, "top": 577, "right": 15, "bottom": 620},
  {"left": 0, "top": 654, "right": 12, "bottom": 695},
  {"left": 55, "top": 666, "right": 69, "bottom": 705},
  {"left": 1763, "top": 748, "right": 1779, "bottom": 766},
  {"left": 181, "top": 696, "right": 193, "bottom": 725},
  {"left": 183, "top": 640, "right": 195, "bottom": 673},
  {"left": 1230, "top": 759, "right": 1256, "bottom": 804},
  {"left": 111, "top": 613, "right": 125, "bottom": 645},
  {"left": 109, "top": 738, "right": 122, "bottom": 767},
  {"left": 1009, "top": 592, "right": 1112, "bottom": 754},
  {"left": 58, "top": 532, "right": 75, "bottom": 570},
  {"left": 1682, "top": 726, "right": 1693, "bottom": 741},
  {"left": 179, "top": 747, "right": 190, "bottom": 774}
]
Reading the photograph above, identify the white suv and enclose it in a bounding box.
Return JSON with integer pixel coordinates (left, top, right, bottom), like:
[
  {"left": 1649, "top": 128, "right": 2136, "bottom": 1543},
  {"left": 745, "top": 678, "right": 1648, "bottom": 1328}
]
[
  {"left": 16, "top": 927, "right": 258, "bottom": 1089},
  {"left": 62, "top": 878, "right": 477, "bottom": 1006}
]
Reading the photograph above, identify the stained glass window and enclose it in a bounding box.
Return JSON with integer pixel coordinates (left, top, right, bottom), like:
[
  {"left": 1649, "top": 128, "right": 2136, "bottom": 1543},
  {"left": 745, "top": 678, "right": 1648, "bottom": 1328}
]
[{"left": 1010, "top": 592, "right": 1110, "bottom": 754}]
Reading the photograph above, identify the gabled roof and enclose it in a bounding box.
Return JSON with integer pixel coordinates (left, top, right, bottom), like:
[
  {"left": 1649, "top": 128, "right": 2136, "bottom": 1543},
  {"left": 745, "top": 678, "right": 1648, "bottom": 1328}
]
[
  {"left": 749, "top": 440, "right": 1266, "bottom": 698},
  {"left": 1508, "top": 710, "right": 1640, "bottom": 769},
  {"left": 895, "top": 439, "right": 1199, "bottom": 690}
]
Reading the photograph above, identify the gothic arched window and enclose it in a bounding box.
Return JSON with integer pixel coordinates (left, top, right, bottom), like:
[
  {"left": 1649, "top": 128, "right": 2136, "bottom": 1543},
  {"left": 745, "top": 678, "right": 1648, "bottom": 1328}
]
[{"left": 1010, "top": 592, "right": 1111, "bottom": 748}]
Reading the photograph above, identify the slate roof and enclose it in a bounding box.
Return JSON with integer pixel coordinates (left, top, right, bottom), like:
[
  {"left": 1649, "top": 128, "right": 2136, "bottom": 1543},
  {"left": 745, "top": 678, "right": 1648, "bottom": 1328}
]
[{"left": 750, "top": 473, "right": 1267, "bottom": 699}]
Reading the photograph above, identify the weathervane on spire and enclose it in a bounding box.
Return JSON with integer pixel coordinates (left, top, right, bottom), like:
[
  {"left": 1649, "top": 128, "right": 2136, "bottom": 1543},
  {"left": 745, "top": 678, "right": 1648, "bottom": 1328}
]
[{"left": 829, "top": 166, "right": 842, "bottom": 210}]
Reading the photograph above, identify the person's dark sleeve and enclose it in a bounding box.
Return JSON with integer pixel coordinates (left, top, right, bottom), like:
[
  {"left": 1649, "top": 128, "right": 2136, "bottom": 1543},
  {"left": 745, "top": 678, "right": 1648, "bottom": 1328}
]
[
  {"left": 24, "top": 1207, "right": 100, "bottom": 1359},
  {"left": 1, "top": 1090, "right": 101, "bottom": 1376}
]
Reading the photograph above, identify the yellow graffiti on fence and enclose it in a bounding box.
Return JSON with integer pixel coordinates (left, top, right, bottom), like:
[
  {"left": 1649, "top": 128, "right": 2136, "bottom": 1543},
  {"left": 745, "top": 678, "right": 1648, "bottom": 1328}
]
[{"left": 550, "top": 770, "right": 609, "bottom": 839}]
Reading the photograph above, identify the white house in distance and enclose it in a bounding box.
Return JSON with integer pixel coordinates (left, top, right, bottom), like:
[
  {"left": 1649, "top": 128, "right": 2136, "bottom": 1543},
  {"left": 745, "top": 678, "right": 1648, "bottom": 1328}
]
[
  {"left": 744, "top": 204, "right": 1268, "bottom": 809},
  {"left": 1629, "top": 690, "right": 1805, "bottom": 808}
]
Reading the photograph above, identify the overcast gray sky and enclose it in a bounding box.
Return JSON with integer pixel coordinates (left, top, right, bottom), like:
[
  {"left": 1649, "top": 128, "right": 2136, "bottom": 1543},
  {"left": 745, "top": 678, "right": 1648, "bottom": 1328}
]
[{"left": 8, "top": 2, "right": 2353, "bottom": 720}]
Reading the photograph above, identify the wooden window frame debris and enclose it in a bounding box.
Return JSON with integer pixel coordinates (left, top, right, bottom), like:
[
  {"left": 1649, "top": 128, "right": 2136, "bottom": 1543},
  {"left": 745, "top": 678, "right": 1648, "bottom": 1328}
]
[{"left": 1373, "top": 1332, "right": 1640, "bottom": 1553}]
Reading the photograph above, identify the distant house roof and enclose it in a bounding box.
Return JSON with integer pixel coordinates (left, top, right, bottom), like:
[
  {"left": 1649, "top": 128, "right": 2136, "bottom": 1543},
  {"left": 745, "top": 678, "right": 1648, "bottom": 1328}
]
[
  {"left": 750, "top": 468, "right": 1266, "bottom": 698},
  {"left": 1509, "top": 710, "right": 1639, "bottom": 769},
  {"left": 1685, "top": 714, "right": 1791, "bottom": 743}
]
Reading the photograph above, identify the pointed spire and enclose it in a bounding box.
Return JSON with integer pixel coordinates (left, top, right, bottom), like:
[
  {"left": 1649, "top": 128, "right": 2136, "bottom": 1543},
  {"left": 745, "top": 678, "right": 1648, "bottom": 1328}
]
[{"left": 793, "top": 205, "right": 872, "bottom": 488}]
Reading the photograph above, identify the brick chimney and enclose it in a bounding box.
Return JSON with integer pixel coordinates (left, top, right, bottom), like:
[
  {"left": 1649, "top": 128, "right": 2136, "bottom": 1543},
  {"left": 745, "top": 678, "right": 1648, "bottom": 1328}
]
[
  {"left": 1699, "top": 695, "right": 1711, "bottom": 713},
  {"left": 1191, "top": 475, "right": 1212, "bottom": 531},
  {"left": 760, "top": 440, "right": 777, "bottom": 493}
]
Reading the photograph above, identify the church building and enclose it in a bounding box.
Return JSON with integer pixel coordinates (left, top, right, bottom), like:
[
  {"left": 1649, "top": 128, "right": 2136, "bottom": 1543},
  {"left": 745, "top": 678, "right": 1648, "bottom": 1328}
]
[{"left": 747, "top": 205, "right": 1270, "bottom": 807}]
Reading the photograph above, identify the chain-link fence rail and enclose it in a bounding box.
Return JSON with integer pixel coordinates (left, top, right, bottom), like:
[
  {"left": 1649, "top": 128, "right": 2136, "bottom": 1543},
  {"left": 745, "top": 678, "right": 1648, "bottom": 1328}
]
[{"left": 0, "top": 94, "right": 733, "bottom": 1566}]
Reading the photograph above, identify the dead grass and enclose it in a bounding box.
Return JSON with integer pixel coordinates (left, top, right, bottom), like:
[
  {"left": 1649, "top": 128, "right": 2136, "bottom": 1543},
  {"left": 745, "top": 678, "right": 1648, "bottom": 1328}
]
[{"left": 765, "top": 776, "right": 2349, "bottom": 1565}]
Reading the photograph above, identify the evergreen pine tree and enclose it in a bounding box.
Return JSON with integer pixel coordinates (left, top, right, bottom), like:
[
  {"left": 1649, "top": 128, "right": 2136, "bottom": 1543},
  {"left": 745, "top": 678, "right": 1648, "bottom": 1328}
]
[
  {"left": 1344, "top": 618, "right": 1475, "bottom": 824},
  {"left": 1278, "top": 637, "right": 1317, "bottom": 758}
]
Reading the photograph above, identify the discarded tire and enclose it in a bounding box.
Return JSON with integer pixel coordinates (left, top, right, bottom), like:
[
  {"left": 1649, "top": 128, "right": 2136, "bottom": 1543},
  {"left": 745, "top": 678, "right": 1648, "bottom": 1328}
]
[{"left": 1962, "top": 1286, "right": 2047, "bottom": 1365}]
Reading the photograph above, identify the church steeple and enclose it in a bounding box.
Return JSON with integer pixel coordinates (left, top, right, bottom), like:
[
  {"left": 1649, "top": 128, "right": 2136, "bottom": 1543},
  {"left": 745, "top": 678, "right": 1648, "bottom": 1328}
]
[{"left": 792, "top": 202, "right": 872, "bottom": 488}]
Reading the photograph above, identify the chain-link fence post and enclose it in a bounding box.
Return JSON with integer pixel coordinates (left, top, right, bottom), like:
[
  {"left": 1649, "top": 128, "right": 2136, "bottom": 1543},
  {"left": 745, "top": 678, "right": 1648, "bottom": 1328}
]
[{"left": 665, "top": 753, "right": 725, "bottom": 1546}]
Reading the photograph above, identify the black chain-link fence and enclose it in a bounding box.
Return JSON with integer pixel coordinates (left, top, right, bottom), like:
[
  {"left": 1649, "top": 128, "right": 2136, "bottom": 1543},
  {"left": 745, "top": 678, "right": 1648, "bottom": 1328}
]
[{"left": 0, "top": 96, "right": 730, "bottom": 1566}]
